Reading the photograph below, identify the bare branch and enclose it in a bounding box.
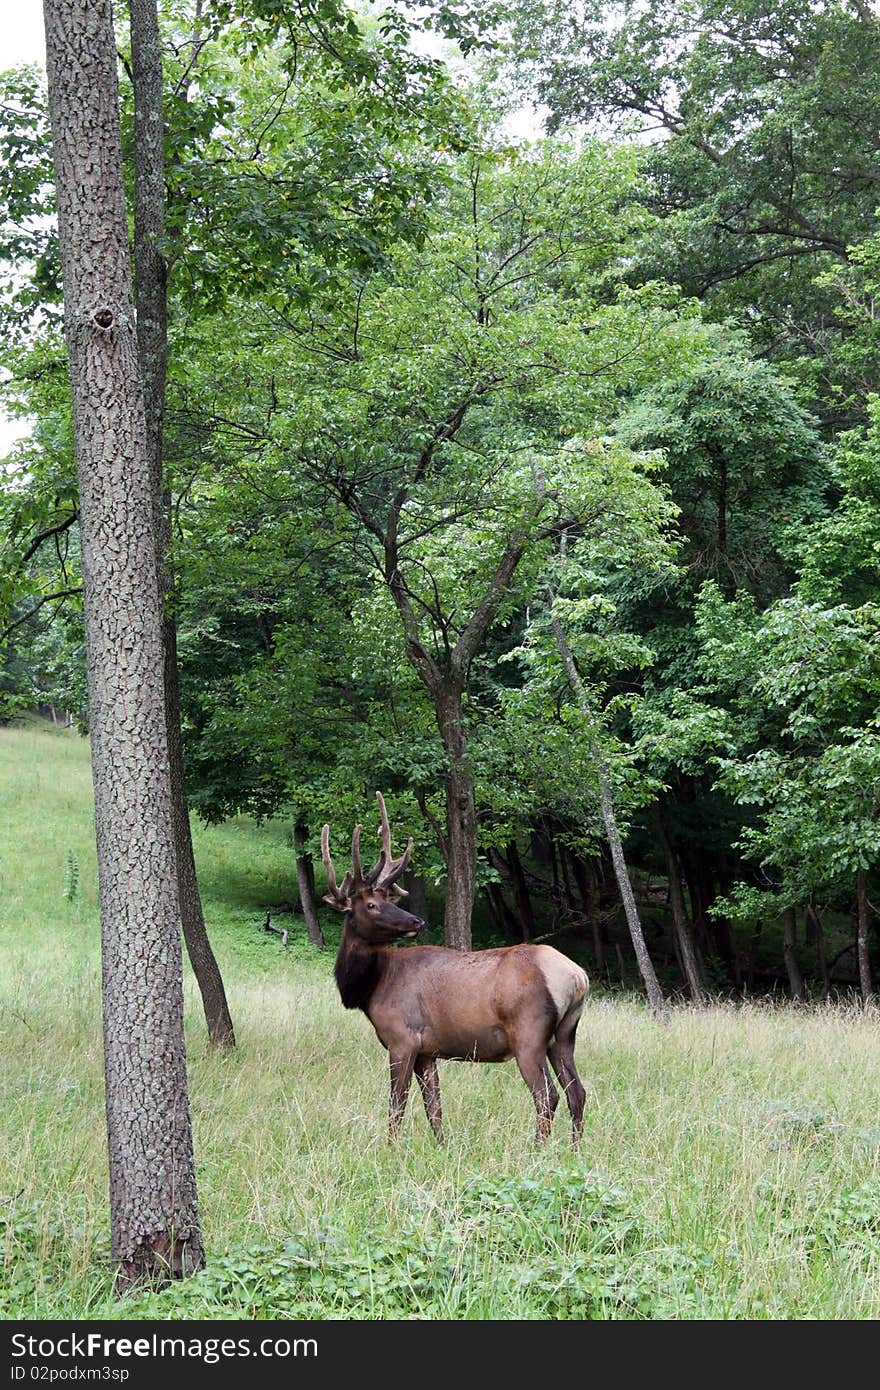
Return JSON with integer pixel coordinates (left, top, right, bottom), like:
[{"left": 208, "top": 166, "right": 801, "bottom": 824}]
[
  {"left": 0, "top": 587, "right": 83, "bottom": 643},
  {"left": 17, "top": 511, "right": 79, "bottom": 569}
]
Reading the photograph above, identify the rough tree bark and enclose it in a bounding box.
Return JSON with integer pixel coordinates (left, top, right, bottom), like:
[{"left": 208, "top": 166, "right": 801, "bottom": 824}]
[
  {"left": 43, "top": 0, "right": 203, "bottom": 1286},
  {"left": 294, "top": 821, "right": 324, "bottom": 947},
  {"left": 128, "top": 0, "right": 235, "bottom": 1046},
  {"left": 548, "top": 601, "right": 669, "bottom": 1022}
]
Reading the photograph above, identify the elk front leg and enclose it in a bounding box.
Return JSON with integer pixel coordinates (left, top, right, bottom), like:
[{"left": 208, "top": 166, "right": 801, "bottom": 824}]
[
  {"left": 414, "top": 1055, "right": 444, "bottom": 1143},
  {"left": 388, "top": 1051, "right": 416, "bottom": 1139}
]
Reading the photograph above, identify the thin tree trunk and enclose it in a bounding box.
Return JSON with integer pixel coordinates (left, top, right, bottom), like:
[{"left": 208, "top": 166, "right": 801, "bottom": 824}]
[
  {"left": 129, "top": 0, "right": 235, "bottom": 1047},
  {"left": 164, "top": 627, "right": 235, "bottom": 1043},
  {"left": 487, "top": 882, "right": 521, "bottom": 939},
  {"left": 681, "top": 838, "right": 737, "bottom": 974},
  {"left": 44, "top": 0, "right": 202, "bottom": 1286},
  {"left": 747, "top": 919, "right": 762, "bottom": 994},
  {"left": 403, "top": 870, "right": 428, "bottom": 926},
  {"left": 549, "top": 603, "right": 668, "bottom": 1022},
  {"left": 781, "top": 905, "right": 806, "bottom": 1004},
  {"left": 681, "top": 852, "right": 711, "bottom": 957},
  {"left": 856, "top": 869, "right": 875, "bottom": 1005},
  {"left": 556, "top": 835, "right": 578, "bottom": 912},
  {"left": 546, "top": 824, "right": 562, "bottom": 903},
  {"left": 483, "top": 883, "right": 505, "bottom": 936},
  {"left": 805, "top": 903, "right": 830, "bottom": 999},
  {"left": 505, "top": 841, "right": 536, "bottom": 941},
  {"left": 569, "top": 850, "right": 607, "bottom": 975},
  {"left": 717, "top": 450, "right": 728, "bottom": 558},
  {"left": 294, "top": 821, "right": 324, "bottom": 948},
  {"left": 437, "top": 684, "right": 475, "bottom": 950},
  {"left": 654, "top": 807, "right": 706, "bottom": 1006}
]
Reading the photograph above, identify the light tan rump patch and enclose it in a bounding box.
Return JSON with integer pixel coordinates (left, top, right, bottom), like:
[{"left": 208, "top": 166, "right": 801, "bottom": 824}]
[{"left": 534, "top": 945, "right": 589, "bottom": 1021}]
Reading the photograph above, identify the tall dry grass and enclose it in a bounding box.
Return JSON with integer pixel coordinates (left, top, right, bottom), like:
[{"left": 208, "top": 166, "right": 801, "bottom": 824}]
[{"left": 2, "top": 719, "right": 879, "bottom": 1318}]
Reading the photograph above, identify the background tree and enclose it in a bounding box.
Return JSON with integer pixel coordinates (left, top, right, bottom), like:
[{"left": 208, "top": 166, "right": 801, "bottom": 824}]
[
  {"left": 128, "top": 0, "right": 236, "bottom": 1046},
  {"left": 502, "top": 0, "right": 880, "bottom": 420},
  {"left": 175, "top": 140, "right": 699, "bottom": 947},
  {"left": 3, "top": 0, "right": 878, "bottom": 1004}
]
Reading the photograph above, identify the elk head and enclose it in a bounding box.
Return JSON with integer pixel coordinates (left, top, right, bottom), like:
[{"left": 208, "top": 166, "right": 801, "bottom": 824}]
[{"left": 321, "top": 791, "right": 425, "bottom": 943}]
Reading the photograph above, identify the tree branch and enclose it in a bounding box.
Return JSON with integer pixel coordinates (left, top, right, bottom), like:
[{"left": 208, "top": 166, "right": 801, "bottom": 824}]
[
  {"left": 0, "top": 587, "right": 82, "bottom": 642},
  {"left": 17, "top": 511, "right": 79, "bottom": 569},
  {"left": 451, "top": 506, "right": 542, "bottom": 680}
]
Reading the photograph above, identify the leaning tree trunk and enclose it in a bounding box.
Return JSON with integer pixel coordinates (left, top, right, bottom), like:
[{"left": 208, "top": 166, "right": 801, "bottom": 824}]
[
  {"left": 437, "top": 683, "right": 476, "bottom": 951},
  {"left": 44, "top": 0, "right": 203, "bottom": 1287},
  {"left": 129, "top": 0, "right": 235, "bottom": 1046},
  {"left": 549, "top": 603, "right": 668, "bottom": 1022},
  {"left": 165, "top": 618, "right": 236, "bottom": 1042}
]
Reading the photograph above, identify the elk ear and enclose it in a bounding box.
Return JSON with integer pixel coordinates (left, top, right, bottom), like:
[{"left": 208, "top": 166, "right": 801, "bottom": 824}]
[{"left": 322, "top": 893, "right": 349, "bottom": 912}]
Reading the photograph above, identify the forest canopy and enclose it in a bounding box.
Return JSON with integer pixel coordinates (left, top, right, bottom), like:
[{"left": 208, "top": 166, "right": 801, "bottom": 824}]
[{"left": 2, "top": 0, "right": 879, "bottom": 1001}]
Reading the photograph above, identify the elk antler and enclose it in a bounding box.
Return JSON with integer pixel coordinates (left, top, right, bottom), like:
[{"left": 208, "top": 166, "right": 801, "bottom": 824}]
[
  {"left": 365, "top": 791, "right": 413, "bottom": 900},
  {"left": 321, "top": 823, "right": 354, "bottom": 909},
  {"left": 351, "top": 823, "right": 363, "bottom": 884}
]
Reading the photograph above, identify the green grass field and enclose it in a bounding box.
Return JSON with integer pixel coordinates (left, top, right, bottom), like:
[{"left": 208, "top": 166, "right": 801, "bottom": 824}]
[{"left": 2, "top": 718, "right": 880, "bottom": 1319}]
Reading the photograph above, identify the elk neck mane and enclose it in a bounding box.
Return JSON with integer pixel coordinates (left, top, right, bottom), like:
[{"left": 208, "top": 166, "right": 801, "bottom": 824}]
[{"left": 334, "top": 920, "right": 385, "bottom": 1011}]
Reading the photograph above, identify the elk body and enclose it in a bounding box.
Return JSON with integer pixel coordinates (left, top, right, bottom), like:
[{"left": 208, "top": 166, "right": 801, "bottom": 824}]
[{"left": 322, "top": 794, "right": 589, "bottom": 1144}]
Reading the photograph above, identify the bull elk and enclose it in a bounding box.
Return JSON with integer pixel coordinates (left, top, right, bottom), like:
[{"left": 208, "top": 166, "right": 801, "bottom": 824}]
[{"left": 322, "top": 793, "right": 589, "bottom": 1144}]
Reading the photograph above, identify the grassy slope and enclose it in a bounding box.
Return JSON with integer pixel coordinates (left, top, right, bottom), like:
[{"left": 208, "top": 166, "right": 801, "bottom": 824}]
[{"left": 1, "top": 719, "right": 879, "bottom": 1319}]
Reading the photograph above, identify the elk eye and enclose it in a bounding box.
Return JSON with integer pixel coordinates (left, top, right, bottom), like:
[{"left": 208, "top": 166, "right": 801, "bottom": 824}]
[{"left": 367, "top": 901, "right": 377, "bottom": 910}]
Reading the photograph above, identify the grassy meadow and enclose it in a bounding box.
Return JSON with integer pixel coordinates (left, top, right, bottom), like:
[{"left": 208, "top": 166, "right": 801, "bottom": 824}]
[{"left": 1, "top": 718, "right": 880, "bottom": 1319}]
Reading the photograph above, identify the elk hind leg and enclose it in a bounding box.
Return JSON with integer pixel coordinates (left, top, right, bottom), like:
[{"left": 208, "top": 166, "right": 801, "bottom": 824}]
[
  {"left": 548, "top": 1009, "right": 586, "bottom": 1143},
  {"left": 414, "top": 1055, "right": 444, "bottom": 1143}
]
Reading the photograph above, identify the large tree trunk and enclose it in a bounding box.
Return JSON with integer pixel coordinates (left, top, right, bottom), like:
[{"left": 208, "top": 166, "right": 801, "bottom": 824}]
[
  {"left": 129, "top": 0, "right": 235, "bottom": 1047},
  {"left": 44, "top": 0, "right": 203, "bottom": 1287},
  {"left": 549, "top": 605, "right": 668, "bottom": 1022},
  {"left": 437, "top": 683, "right": 475, "bottom": 950},
  {"left": 781, "top": 906, "right": 806, "bottom": 1004},
  {"left": 294, "top": 821, "right": 324, "bottom": 948}
]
